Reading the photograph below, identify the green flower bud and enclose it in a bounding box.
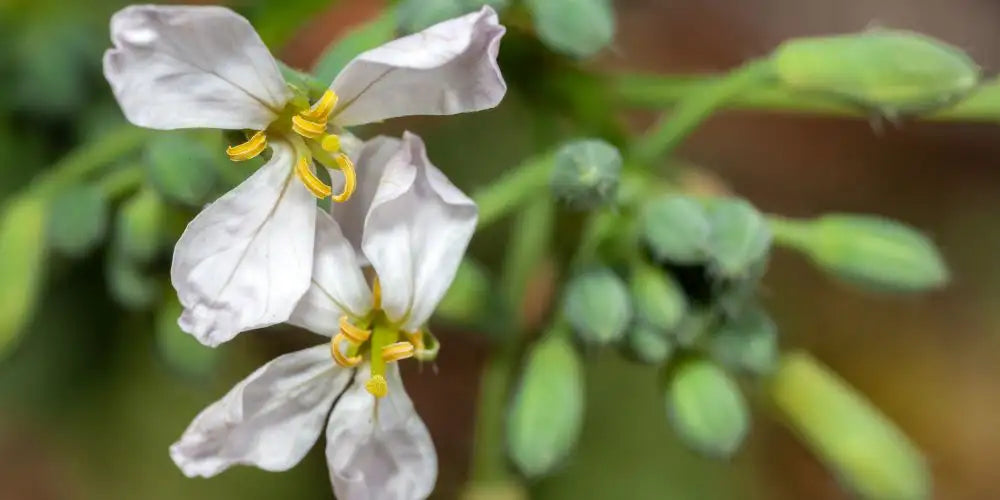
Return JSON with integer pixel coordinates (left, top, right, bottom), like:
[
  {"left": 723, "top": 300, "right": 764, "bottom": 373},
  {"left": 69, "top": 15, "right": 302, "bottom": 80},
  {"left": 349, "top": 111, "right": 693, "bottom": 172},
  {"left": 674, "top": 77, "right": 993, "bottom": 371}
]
[
  {"left": 48, "top": 184, "right": 108, "bottom": 258},
  {"left": 624, "top": 322, "right": 674, "bottom": 365},
  {"left": 0, "top": 194, "right": 47, "bottom": 359},
  {"left": 115, "top": 188, "right": 165, "bottom": 263},
  {"left": 641, "top": 195, "right": 711, "bottom": 264},
  {"left": 665, "top": 357, "right": 750, "bottom": 459},
  {"left": 770, "top": 214, "right": 948, "bottom": 292},
  {"left": 773, "top": 30, "right": 980, "bottom": 115},
  {"left": 146, "top": 131, "right": 219, "bottom": 206},
  {"left": 710, "top": 306, "right": 778, "bottom": 376},
  {"left": 549, "top": 139, "right": 622, "bottom": 210},
  {"left": 563, "top": 268, "right": 632, "bottom": 345},
  {"left": 706, "top": 198, "right": 772, "bottom": 279},
  {"left": 630, "top": 262, "right": 687, "bottom": 332}
]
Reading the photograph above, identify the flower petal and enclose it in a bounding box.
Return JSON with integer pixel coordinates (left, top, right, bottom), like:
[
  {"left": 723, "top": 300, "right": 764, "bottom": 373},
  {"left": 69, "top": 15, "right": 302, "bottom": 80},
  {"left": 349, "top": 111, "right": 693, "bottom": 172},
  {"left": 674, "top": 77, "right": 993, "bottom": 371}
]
[
  {"left": 104, "top": 5, "right": 290, "bottom": 130},
  {"left": 362, "top": 132, "right": 478, "bottom": 331},
  {"left": 172, "top": 141, "right": 315, "bottom": 346},
  {"left": 289, "top": 209, "right": 373, "bottom": 336},
  {"left": 330, "top": 6, "right": 506, "bottom": 127},
  {"left": 326, "top": 365, "right": 437, "bottom": 500},
  {"left": 330, "top": 135, "right": 403, "bottom": 255},
  {"left": 170, "top": 345, "right": 350, "bottom": 477}
]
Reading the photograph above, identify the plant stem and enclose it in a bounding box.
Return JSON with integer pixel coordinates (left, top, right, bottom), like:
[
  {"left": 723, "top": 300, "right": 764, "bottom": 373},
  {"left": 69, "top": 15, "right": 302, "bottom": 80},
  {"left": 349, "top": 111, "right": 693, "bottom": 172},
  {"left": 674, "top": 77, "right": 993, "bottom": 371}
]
[
  {"left": 33, "top": 126, "right": 150, "bottom": 197},
  {"left": 768, "top": 215, "right": 815, "bottom": 252},
  {"left": 473, "top": 153, "right": 554, "bottom": 229},
  {"left": 631, "top": 59, "right": 776, "bottom": 165},
  {"left": 98, "top": 165, "right": 144, "bottom": 200},
  {"left": 617, "top": 73, "right": 1000, "bottom": 121},
  {"left": 469, "top": 348, "right": 519, "bottom": 486}
]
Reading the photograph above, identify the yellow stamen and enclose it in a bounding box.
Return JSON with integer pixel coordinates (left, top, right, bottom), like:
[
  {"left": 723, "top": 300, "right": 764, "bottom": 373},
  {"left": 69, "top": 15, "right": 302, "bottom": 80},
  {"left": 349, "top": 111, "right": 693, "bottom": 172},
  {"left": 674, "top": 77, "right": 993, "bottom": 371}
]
[
  {"left": 226, "top": 131, "right": 267, "bottom": 161},
  {"left": 295, "top": 157, "right": 332, "bottom": 199},
  {"left": 407, "top": 330, "right": 441, "bottom": 362},
  {"left": 301, "top": 90, "right": 339, "bottom": 122},
  {"left": 331, "top": 333, "right": 362, "bottom": 367},
  {"left": 339, "top": 316, "right": 371, "bottom": 344},
  {"left": 332, "top": 153, "right": 356, "bottom": 203},
  {"left": 291, "top": 115, "right": 326, "bottom": 139},
  {"left": 365, "top": 375, "right": 388, "bottom": 398},
  {"left": 382, "top": 342, "right": 415, "bottom": 363},
  {"left": 320, "top": 134, "right": 341, "bottom": 153}
]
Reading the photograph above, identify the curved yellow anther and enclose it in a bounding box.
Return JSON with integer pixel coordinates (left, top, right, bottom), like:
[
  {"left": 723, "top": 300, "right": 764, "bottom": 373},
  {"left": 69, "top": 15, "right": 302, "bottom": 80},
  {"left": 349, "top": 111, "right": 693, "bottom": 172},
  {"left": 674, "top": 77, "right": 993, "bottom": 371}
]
[
  {"left": 331, "top": 334, "right": 362, "bottom": 367},
  {"left": 226, "top": 131, "right": 267, "bottom": 161},
  {"left": 339, "top": 316, "right": 371, "bottom": 344},
  {"left": 332, "top": 154, "right": 356, "bottom": 203},
  {"left": 292, "top": 115, "right": 326, "bottom": 139},
  {"left": 295, "top": 157, "right": 333, "bottom": 199},
  {"left": 302, "top": 90, "right": 338, "bottom": 122},
  {"left": 382, "top": 342, "right": 415, "bottom": 363},
  {"left": 407, "top": 330, "right": 440, "bottom": 361},
  {"left": 321, "top": 134, "right": 341, "bottom": 153},
  {"left": 365, "top": 375, "right": 388, "bottom": 398}
]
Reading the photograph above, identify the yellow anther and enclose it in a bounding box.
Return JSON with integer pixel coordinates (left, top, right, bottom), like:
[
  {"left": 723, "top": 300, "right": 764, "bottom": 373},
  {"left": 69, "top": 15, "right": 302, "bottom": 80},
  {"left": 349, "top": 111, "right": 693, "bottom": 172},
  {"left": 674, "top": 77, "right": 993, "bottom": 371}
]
[
  {"left": 295, "top": 156, "right": 333, "bottom": 199},
  {"left": 331, "top": 153, "right": 356, "bottom": 203},
  {"left": 339, "top": 316, "right": 371, "bottom": 344},
  {"left": 331, "top": 334, "right": 362, "bottom": 367},
  {"left": 226, "top": 131, "right": 267, "bottom": 161},
  {"left": 408, "top": 330, "right": 440, "bottom": 362},
  {"left": 321, "top": 134, "right": 341, "bottom": 153},
  {"left": 291, "top": 115, "right": 326, "bottom": 139},
  {"left": 382, "top": 342, "right": 415, "bottom": 363},
  {"left": 365, "top": 375, "right": 388, "bottom": 398},
  {"left": 301, "top": 90, "right": 338, "bottom": 122}
]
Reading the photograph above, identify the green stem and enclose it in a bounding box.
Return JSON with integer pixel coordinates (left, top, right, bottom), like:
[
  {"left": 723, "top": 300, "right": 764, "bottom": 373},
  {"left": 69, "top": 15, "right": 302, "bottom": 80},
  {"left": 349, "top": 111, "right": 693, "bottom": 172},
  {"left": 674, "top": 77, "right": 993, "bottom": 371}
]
[
  {"left": 768, "top": 215, "right": 816, "bottom": 252},
  {"left": 631, "top": 60, "right": 776, "bottom": 165},
  {"left": 33, "top": 126, "right": 151, "bottom": 197},
  {"left": 470, "top": 348, "right": 518, "bottom": 485},
  {"left": 98, "top": 165, "right": 144, "bottom": 200},
  {"left": 473, "top": 153, "right": 554, "bottom": 229},
  {"left": 617, "top": 73, "right": 1000, "bottom": 121}
]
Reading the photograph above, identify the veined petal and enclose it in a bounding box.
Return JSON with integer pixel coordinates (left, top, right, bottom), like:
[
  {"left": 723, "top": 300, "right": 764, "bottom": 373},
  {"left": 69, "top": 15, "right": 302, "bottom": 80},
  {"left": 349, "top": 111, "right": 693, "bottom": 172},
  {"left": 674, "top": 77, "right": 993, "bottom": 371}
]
[
  {"left": 330, "top": 135, "right": 403, "bottom": 256},
  {"left": 330, "top": 6, "right": 506, "bottom": 127},
  {"left": 362, "top": 132, "right": 478, "bottom": 332},
  {"left": 103, "top": 5, "right": 290, "bottom": 130},
  {"left": 170, "top": 345, "right": 351, "bottom": 477},
  {"left": 326, "top": 365, "right": 437, "bottom": 500},
  {"left": 289, "top": 209, "right": 373, "bottom": 336},
  {"left": 172, "top": 141, "right": 315, "bottom": 346}
]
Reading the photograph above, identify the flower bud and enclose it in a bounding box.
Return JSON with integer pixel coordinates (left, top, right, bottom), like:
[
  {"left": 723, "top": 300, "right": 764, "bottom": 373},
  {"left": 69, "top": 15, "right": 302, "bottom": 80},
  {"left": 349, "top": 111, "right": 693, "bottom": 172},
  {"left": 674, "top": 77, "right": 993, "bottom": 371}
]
[
  {"left": 665, "top": 357, "right": 749, "bottom": 459},
  {"left": 641, "top": 195, "right": 711, "bottom": 264},
  {"left": 549, "top": 139, "right": 622, "bottom": 210},
  {"left": 630, "top": 262, "right": 687, "bottom": 332},
  {"left": 563, "top": 268, "right": 632, "bottom": 345},
  {"left": 709, "top": 306, "right": 778, "bottom": 376},
  {"left": 706, "top": 198, "right": 772, "bottom": 279}
]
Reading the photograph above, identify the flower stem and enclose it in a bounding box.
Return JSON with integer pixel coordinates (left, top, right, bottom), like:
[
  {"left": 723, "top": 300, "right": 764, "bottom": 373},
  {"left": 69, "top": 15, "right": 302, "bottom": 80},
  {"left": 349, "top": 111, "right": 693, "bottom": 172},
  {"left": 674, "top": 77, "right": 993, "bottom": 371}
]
[
  {"left": 33, "top": 126, "right": 151, "bottom": 197},
  {"left": 473, "top": 153, "right": 554, "bottom": 229},
  {"left": 630, "top": 59, "right": 776, "bottom": 165}
]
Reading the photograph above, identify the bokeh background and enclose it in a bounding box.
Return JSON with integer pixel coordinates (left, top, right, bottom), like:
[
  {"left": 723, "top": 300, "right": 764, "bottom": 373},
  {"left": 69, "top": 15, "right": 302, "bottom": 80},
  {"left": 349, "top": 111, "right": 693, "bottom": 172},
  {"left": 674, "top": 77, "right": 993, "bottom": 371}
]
[{"left": 2, "top": 0, "right": 999, "bottom": 499}]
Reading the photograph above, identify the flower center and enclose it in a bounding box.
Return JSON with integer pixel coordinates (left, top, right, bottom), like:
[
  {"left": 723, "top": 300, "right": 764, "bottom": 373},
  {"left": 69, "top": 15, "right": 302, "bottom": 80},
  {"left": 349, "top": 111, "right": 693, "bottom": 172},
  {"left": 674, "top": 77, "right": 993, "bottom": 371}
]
[
  {"left": 225, "top": 90, "right": 356, "bottom": 203},
  {"left": 329, "top": 280, "right": 440, "bottom": 398}
]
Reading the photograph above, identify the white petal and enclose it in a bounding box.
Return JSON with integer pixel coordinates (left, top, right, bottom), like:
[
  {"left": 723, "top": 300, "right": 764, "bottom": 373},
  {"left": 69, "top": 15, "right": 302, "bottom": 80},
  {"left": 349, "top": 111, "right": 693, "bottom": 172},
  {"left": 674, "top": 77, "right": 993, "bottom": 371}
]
[
  {"left": 170, "top": 345, "right": 350, "bottom": 477},
  {"left": 362, "top": 132, "right": 478, "bottom": 331},
  {"left": 172, "top": 141, "right": 315, "bottom": 346},
  {"left": 289, "top": 209, "right": 373, "bottom": 336},
  {"left": 104, "top": 5, "right": 290, "bottom": 130},
  {"left": 330, "top": 135, "right": 403, "bottom": 256},
  {"left": 326, "top": 365, "right": 437, "bottom": 500},
  {"left": 329, "top": 6, "right": 506, "bottom": 127}
]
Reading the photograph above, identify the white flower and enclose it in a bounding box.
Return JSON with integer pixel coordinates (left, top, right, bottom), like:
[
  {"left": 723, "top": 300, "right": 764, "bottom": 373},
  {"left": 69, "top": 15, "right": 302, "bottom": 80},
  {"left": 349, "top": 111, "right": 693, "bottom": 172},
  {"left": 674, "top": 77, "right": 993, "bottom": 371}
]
[
  {"left": 103, "top": 4, "right": 505, "bottom": 346},
  {"left": 170, "top": 133, "right": 476, "bottom": 500}
]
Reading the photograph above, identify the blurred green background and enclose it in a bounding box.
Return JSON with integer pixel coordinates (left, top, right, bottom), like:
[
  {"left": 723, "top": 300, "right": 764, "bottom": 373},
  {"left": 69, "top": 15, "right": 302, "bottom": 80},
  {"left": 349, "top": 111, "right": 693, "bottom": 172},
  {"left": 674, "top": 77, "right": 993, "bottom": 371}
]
[{"left": 2, "top": 0, "right": 999, "bottom": 499}]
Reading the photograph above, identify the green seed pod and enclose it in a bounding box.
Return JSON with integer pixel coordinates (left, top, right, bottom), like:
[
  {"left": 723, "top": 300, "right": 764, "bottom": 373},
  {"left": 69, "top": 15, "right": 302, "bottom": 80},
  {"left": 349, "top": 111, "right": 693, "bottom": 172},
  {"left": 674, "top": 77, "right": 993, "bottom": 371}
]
[
  {"left": 549, "top": 139, "right": 622, "bottom": 210},
  {"left": 770, "top": 214, "right": 948, "bottom": 292},
  {"left": 624, "top": 322, "right": 674, "bottom": 365},
  {"left": 115, "top": 188, "right": 166, "bottom": 263},
  {"left": 563, "top": 268, "right": 632, "bottom": 345},
  {"left": 665, "top": 357, "right": 750, "bottom": 459},
  {"left": 773, "top": 30, "right": 980, "bottom": 115},
  {"left": 709, "top": 306, "right": 778, "bottom": 376},
  {"left": 641, "top": 195, "right": 712, "bottom": 264},
  {"left": 630, "top": 262, "right": 687, "bottom": 332}
]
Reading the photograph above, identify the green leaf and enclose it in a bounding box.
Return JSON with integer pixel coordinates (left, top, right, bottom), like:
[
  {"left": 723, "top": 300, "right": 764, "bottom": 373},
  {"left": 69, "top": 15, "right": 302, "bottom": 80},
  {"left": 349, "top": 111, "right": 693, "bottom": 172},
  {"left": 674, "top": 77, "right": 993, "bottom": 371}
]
[
  {"left": 641, "top": 195, "right": 712, "bottom": 264},
  {"left": 563, "top": 268, "right": 632, "bottom": 345},
  {"left": 507, "top": 333, "right": 584, "bottom": 477},
  {"left": 313, "top": 11, "right": 397, "bottom": 83},
  {"left": 106, "top": 250, "right": 160, "bottom": 310},
  {"left": 549, "top": 138, "right": 622, "bottom": 210},
  {"left": 47, "top": 185, "right": 109, "bottom": 257},
  {"left": 769, "top": 351, "right": 929, "bottom": 499},
  {"left": 155, "top": 296, "right": 217, "bottom": 377},
  {"left": 665, "top": 357, "right": 750, "bottom": 458},
  {"left": 526, "top": 0, "right": 615, "bottom": 58},
  {"left": 0, "top": 194, "right": 47, "bottom": 359},
  {"left": 773, "top": 30, "right": 979, "bottom": 115},
  {"left": 630, "top": 262, "right": 687, "bottom": 332},
  {"left": 706, "top": 198, "right": 772, "bottom": 279},
  {"left": 396, "top": 0, "right": 508, "bottom": 34},
  {"left": 145, "top": 132, "right": 219, "bottom": 206},
  {"left": 624, "top": 323, "right": 673, "bottom": 365},
  {"left": 709, "top": 306, "right": 778, "bottom": 376},
  {"left": 115, "top": 189, "right": 165, "bottom": 263},
  {"left": 771, "top": 214, "right": 948, "bottom": 292},
  {"left": 436, "top": 258, "right": 492, "bottom": 325}
]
